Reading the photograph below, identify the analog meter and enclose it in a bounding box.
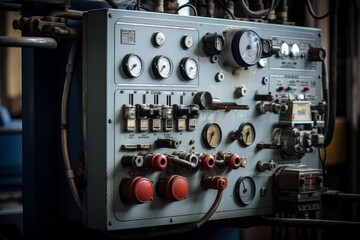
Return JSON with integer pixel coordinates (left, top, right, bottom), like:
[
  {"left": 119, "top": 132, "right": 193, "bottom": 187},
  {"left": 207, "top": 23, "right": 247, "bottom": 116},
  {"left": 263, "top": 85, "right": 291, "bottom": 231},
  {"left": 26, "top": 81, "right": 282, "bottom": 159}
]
[
  {"left": 224, "top": 29, "right": 263, "bottom": 68},
  {"left": 122, "top": 53, "right": 144, "bottom": 78},
  {"left": 180, "top": 57, "right": 199, "bottom": 80},
  {"left": 238, "top": 123, "right": 256, "bottom": 146},
  {"left": 278, "top": 42, "right": 290, "bottom": 58},
  {"left": 235, "top": 176, "right": 256, "bottom": 206},
  {"left": 152, "top": 55, "right": 173, "bottom": 79},
  {"left": 202, "top": 123, "right": 222, "bottom": 148}
]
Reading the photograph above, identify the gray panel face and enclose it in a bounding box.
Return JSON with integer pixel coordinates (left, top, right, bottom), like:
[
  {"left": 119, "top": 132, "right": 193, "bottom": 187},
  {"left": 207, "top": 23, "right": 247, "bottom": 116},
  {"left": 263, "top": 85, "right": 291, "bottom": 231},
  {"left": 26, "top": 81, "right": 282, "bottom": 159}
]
[{"left": 85, "top": 9, "right": 324, "bottom": 230}]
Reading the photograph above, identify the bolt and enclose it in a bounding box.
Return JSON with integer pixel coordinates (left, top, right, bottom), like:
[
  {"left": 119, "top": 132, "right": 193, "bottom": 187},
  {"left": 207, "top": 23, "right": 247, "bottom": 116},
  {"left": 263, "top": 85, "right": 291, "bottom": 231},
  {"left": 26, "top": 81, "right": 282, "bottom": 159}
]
[
  {"left": 108, "top": 221, "right": 112, "bottom": 226},
  {"left": 109, "top": 13, "right": 113, "bottom": 18},
  {"left": 170, "top": 218, "right": 174, "bottom": 222},
  {"left": 210, "top": 55, "right": 218, "bottom": 63},
  {"left": 215, "top": 72, "right": 225, "bottom": 82},
  {"left": 108, "top": 118, "right": 113, "bottom": 124},
  {"left": 262, "top": 77, "right": 269, "bottom": 85},
  {"left": 189, "top": 139, "right": 195, "bottom": 144}
]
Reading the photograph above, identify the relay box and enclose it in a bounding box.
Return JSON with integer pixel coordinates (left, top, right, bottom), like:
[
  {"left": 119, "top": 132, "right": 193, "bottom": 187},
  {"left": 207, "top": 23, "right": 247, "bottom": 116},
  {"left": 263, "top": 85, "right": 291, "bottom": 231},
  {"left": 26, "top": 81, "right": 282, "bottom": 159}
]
[{"left": 84, "top": 9, "right": 325, "bottom": 230}]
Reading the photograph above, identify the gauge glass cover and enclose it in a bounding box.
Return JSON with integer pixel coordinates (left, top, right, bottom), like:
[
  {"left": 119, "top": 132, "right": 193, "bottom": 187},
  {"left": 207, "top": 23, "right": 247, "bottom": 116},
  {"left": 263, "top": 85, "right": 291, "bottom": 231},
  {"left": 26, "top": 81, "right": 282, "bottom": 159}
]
[
  {"left": 235, "top": 176, "right": 256, "bottom": 205},
  {"left": 123, "top": 53, "right": 144, "bottom": 78},
  {"left": 239, "top": 123, "right": 256, "bottom": 146},
  {"left": 202, "top": 123, "right": 222, "bottom": 148},
  {"left": 152, "top": 55, "right": 173, "bottom": 79},
  {"left": 180, "top": 57, "right": 199, "bottom": 80},
  {"left": 236, "top": 30, "right": 262, "bottom": 66}
]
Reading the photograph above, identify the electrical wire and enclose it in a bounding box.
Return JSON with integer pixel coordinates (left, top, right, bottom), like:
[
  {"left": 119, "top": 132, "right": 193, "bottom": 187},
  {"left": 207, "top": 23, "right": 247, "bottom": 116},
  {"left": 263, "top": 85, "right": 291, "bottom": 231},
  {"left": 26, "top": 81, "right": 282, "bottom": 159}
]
[
  {"left": 216, "top": 0, "right": 235, "bottom": 20},
  {"left": 175, "top": 3, "right": 198, "bottom": 16},
  {"left": 305, "top": 0, "right": 329, "bottom": 20},
  {"left": 239, "top": 0, "right": 273, "bottom": 18},
  {"left": 61, "top": 40, "right": 83, "bottom": 212},
  {"left": 195, "top": 190, "right": 223, "bottom": 228},
  {"left": 104, "top": 0, "right": 119, "bottom": 9}
]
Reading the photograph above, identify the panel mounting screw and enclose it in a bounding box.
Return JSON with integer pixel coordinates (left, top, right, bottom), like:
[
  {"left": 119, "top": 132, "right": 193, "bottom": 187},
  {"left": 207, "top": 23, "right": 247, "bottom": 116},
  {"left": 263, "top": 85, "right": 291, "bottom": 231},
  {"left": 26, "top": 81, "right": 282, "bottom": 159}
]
[
  {"left": 109, "top": 13, "right": 113, "bottom": 18},
  {"left": 108, "top": 221, "right": 112, "bottom": 226},
  {"left": 170, "top": 218, "right": 174, "bottom": 222},
  {"left": 108, "top": 118, "right": 113, "bottom": 124}
]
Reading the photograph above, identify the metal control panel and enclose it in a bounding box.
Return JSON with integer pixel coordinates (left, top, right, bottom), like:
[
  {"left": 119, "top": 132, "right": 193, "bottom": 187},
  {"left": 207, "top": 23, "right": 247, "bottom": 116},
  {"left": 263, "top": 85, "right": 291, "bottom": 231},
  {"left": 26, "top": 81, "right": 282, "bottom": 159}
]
[{"left": 84, "top": 9, "right": 325, "bottom": 231}]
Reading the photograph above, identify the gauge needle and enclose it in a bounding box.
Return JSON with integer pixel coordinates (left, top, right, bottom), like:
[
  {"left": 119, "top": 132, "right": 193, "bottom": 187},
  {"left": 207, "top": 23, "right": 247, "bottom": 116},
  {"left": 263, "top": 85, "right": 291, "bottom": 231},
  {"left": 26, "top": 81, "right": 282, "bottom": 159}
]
[
  {"left": 245, "top": 130, "right": 250, "bottom": 142},
  {"left": 160, "top": 65, "right": 166, "bottom": 72},
  {"left": 209, "top": 131, "right": 215, "bottom": 142},
  {"left": 131, "top": 63, "right": 137, "bottom": 70},
  {"left": 242, "top": 181, "right": 247, "bottom": 193}
]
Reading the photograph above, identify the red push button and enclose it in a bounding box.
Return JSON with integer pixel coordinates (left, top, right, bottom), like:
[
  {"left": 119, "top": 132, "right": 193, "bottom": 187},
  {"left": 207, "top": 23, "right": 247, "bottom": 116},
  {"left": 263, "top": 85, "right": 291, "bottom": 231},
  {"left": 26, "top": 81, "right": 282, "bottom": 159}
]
[
  {"left": 145, "top": 153, "right": 167, "bottom": 171},
  {"left": 303, "top": 86, "right": 310, "bottom": 92},
  {"left": 278, "top": 85, "right": 285, "bottom": 91},
  {"left": 158, "top": 175, "right": 189, "bottom": 201},
  {"left": 120, "top": 177, "right": 154, "bottom": 204},
  {"left": 201, "top": 175, "right": 228, "bottom": 190}
]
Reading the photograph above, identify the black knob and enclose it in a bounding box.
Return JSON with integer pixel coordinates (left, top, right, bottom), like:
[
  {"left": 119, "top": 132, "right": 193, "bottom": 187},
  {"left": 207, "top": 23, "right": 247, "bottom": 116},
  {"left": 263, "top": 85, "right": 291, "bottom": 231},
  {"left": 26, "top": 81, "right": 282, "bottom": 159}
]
[
  {"left": 202, "top": 33, "right": 225, "bottom": 56},
  {"left": 308, "top": 47, "right": 326, "bottom": 62}
]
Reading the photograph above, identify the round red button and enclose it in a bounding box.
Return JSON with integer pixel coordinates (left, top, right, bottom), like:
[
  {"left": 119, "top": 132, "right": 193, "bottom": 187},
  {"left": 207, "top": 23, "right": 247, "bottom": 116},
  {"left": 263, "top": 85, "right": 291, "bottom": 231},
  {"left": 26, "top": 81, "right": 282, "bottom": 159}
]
[
  {"left": 121, "top": 177, "right": 154, "bottom": 204},
  {"left": 159, "top": 175, "right": 189, "bottom": 201}
]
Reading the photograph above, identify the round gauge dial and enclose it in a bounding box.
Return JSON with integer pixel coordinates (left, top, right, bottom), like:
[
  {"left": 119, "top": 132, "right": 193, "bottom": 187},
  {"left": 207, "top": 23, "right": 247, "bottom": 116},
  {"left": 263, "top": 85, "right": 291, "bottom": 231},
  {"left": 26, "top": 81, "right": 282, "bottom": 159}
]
[
  {"left": 202, "top": 33, "right": 226, "bottom": 55},
  {"left": 123, "top": 53, "right": 144, "bottom": 78},
  {"left": 232, "top": 30, "right": 263, "bottom": 67},
  {"left": 202, "top": 123, "right": 222, "bottom": 148},
  {"left": 152, "top": 32, "right": 165, "bottom": 47},
  {"left": 278, "top": 42, "right": 290, "bottom": 58},
  {"left": 181, "top": 35, "right": 194, "bottom": 49},
  {"left": 152, "top": 55, "right": 173, "bottom": 79},
  {"left": 235, "top": 176, "right": 256, "bottom": 206},
  {"left": 180, "top": 57, "right": 199, "bottom": 80},
  {"left": 238, "top": 123, "right": 256, "bottom": 146}
]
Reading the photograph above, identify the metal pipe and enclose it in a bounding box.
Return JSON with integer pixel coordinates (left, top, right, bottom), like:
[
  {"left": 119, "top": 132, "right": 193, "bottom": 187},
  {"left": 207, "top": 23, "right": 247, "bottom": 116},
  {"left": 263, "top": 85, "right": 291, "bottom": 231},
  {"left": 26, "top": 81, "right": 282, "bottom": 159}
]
[
  {"left": 0, "top": 36, "right": 57, "bottom": 49},
  {"left": 50, "top": 9, "right": 83, "bottom": 20}
]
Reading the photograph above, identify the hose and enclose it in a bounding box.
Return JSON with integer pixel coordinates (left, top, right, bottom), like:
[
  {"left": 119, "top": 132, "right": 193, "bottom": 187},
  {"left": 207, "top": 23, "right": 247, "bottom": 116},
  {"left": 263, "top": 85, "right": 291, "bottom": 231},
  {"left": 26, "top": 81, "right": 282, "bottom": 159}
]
[
  {"left": 239, "top": 0, "right": 273, "bottom": 18},
  {"left": 61, "top": 40, "right": 83, "bottom": 211},
  {"left": 0, "top": 36, "right": 57, "bottom": 49}
]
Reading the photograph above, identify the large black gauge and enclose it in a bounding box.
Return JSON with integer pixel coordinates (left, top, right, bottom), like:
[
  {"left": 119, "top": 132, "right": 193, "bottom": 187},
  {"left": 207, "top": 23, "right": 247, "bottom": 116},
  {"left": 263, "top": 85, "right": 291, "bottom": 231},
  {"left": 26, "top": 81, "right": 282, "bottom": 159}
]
[
  {"left": 152, "top": 55, "right": 173, "bottom": 79},
  {"left": 231, "top": 30, "right": 263, "bottom": 67},
  {"left": 235, "top": 176, "right": 256, "bottom": 206},
  {"left": 122, "top": 53, "right": 144, "bottom": 78},
  {"left": 180, "top": 57, "right": 199, "bottom": 80},
  {"left": 202, "top": 123, "right": 222, "bottom": 148}
]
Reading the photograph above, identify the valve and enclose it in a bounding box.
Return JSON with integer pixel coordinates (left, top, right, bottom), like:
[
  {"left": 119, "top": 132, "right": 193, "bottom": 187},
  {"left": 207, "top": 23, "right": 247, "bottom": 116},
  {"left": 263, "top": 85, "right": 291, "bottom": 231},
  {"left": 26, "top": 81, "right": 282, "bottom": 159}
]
[
  {"left": 168, "top": 150, "right": 199, "bottom": 168},
  {"left": 216, "top": 151, "right": 242, "bottom": 169},
  {"left": 201, "top": 175, "right": 228, "bottom": 190},
  {"left": 157, "top": 175, "right": 189, "bottom": 201},
  {"left": 120, "top": 177, "right": 154, "bottom": 204},
  {"left": 256, "top": 160, "right": 276, "bottom": 172}
]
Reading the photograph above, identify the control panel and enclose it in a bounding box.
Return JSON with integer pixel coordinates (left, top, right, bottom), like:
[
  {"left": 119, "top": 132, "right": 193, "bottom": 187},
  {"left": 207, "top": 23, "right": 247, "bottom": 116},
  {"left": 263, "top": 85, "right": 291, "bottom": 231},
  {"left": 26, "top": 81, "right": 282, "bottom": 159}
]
[{"left": 84, "top": 9, "right": 325, "bottom": 231}]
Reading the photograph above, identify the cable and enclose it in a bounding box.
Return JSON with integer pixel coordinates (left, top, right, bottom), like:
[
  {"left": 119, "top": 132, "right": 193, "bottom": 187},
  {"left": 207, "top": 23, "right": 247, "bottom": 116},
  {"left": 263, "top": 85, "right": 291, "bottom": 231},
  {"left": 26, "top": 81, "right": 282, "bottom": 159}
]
[
  {"left": 104, "top": 0, "right": 119, "bottom": 9},
  {"left": 61, "top": 40, "right": 83, "bottom": 212},
  {"left": 195, "top": 190, "right": 223, "bottom": 228},
  {"left": 216, "top": 0, "right": 235, "bottom": 20},
  {"left": 239, "top": 0, "right": 273, "bottom": 18},
  {"left": 0, "top": 2, "right": 21, "bottom": 11},
  {"left": 305, "top": 0, "right": 329, "bottom": 20},
  {"left": 175, "top": 3, "right": 198, "bottom": 16}
]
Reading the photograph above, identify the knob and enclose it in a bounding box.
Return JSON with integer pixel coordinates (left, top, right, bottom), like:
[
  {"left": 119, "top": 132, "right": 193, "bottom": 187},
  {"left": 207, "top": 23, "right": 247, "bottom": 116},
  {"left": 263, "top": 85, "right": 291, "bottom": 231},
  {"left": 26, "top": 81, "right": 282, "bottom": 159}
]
[
  {"left": 202, "top": 33, "right": 225, "bottom": 56},
  {"left": 308, "top": 47, "right": 326, "bottom": 62},
  {"left": 201, "top": 175, "right": 228, "bottom": 190},
  {"left": 120, "top": 177, "right": 154, "bottom": 204},
  {"left": 158, "top": 175, "right": 189, "bottom": 201}
]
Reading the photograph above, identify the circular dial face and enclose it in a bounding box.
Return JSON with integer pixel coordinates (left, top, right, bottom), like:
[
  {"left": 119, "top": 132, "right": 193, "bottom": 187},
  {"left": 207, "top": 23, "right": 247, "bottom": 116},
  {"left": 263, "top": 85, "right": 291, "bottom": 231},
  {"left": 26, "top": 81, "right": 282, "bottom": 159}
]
[
  {"left": 123, "top": 53, "right": 144, "bottom": 78},
  {"left": 214, "top": 35, "right": 225, "bottom": 52},
  {"left": 232, "top": 30, "right": 263, "bottom": 67},
  {"left": 202, "top": 123, "right": 222, "bottom": 148},
  {"left": 152, "top": 55, "right": 173, "bottom": 79},
  {"left": 152, "top": 32, "right": 165, "bottom": 47},
  {"left": 278, "top": 42, "right": 290, "bottom": 58},
  {"left": 235, "top": 176, "right": 256, "bottom": 206},
  {"left": 180, "top": 57, "right": 199, "bottom": 80},
  {"left": 181, "top": 35, "right": 194, "bottom": 49},
  {"left": 238, "top": 123, "right": 256, "bottom": 146}
]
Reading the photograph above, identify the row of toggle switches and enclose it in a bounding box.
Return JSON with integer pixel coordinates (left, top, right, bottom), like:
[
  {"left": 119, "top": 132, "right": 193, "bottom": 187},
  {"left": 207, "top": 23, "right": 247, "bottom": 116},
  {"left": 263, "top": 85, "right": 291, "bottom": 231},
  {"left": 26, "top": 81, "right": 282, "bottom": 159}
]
[
  {"left": 123, "top": 103, "right": 200, "bottom": 132},
  {"left": 120, "top": 175, "right": 228, "bottom": 204}
]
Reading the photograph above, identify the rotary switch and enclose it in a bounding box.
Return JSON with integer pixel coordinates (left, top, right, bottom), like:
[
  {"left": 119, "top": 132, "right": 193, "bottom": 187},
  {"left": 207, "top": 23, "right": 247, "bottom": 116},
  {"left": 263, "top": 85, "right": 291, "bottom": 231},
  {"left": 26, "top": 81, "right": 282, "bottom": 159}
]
[
  {"left": 120, "top": 177, "right": 154, "bottom": 204},
  {"left": 158, "top": 175, "right": 189, "bottom": 201},
  {"left": 202, "top": 33, "right": 226, "bottom": 56}
]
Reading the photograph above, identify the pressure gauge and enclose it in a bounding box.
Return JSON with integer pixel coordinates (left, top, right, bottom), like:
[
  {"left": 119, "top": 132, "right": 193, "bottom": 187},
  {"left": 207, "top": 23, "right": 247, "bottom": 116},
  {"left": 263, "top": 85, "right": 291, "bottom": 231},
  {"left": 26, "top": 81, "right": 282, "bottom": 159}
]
[
  {"left": 238, "top": 123, "right": 256, "bottom": 146},
  {"left": 235, "top": 176, "right": 256, "bottom": 206},
  {"left": 180, "top": 57, "right": 199, "bottom": 80},
  {"left": 152, "top": 55, "right": 173, "bottom": 79},
  {"left": 152, "top": 32, "right": 165, "bottom": 47},
  {"left": 230, "top": 29, "right": 263, "bottom": 67},
  {"left": 278, "top": 42, "right": 290, "bottom": 58},
  {"left": 181, "top": 35, "right": 194, "bottom": 49},
  {"left": 202, "top": 123, "right": 222, "bottom": 149},
  {"left": 122, "top": 53, "right": 144, "bottom": 78}
]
